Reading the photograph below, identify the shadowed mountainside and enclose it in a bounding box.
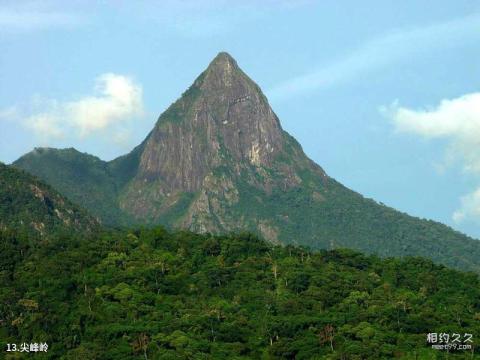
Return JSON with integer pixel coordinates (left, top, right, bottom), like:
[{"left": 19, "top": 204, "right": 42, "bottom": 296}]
[
  {"left": 0, "top": 162, "right": 98, "bottom": 236},
  {"left": 14, "top": 52, "right": 480, "bottom": 273}
]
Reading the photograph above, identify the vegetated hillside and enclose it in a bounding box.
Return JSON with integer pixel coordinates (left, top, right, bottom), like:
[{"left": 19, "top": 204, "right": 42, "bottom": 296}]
[
  {"left": 1, "top": 227, "right": 478, "bottom": 359},
  {"left": 13, "top": 148, "right": 132, "bottom": 226},
  {"left": 13, "top": 52, "right": 480, "bottom": 274},
  {"left": 0, "top": 162, "right": 98, "bottom": 236}
]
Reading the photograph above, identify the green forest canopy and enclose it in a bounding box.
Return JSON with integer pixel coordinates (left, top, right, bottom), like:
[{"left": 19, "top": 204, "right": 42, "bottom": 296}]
[{"left": 1, "top": 227, "right": 479, "bottom": 359}]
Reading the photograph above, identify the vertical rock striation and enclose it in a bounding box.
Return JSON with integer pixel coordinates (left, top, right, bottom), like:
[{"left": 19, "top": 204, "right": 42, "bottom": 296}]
[{"left": 119, "top": 52, "right": 325, "bottom": 232}]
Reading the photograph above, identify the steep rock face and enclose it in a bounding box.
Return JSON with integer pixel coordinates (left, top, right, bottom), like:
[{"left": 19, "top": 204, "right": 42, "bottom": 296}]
[
  {"left": 13, "top": 52, "right": 480, "bottom": 273},
  {"left": 119, "top": 52, "right": 325, "bottom": 227},
  {"left": 136, "top": 53, "right": 288, "bottom": 191}
]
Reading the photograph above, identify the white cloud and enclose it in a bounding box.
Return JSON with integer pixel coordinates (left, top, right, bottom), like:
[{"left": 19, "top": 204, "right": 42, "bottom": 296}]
[
  {"left": 0, "top": 10, "right": 80, "bottom": 31},
  {"left": 0, "top": 106, "right": 18, "bottom": 121},
  {"left": 453, "top": 189, "right": 480, "bottom": 224},
  {"left": 268, "top": 13, "right": 480, "bottom": 100},
  {"left": 0, "top": 1, "right": 83, "bottom": 32},
  {"left": 66, "top": 73, "right": 144, "bottom": 136},
  {"left": 384, "top": 92, "right": 480, "bottom": 224},
  {"left": 9, "top": 73, "right": 144, "bottom": 144},
  {"left": 26, "top": 113, "right": 65, "bottom": 140},
  {"left": 388, "top": 93, "right": 480, "bottom": 174}
]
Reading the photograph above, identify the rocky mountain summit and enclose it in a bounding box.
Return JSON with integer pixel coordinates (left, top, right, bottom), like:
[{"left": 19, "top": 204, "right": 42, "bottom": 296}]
[
  {"left": 14, "top": 52, "right": 480, "bottom": 272},
  {"left": 117, "top": 52, "right": 326, "bottom": 235}
]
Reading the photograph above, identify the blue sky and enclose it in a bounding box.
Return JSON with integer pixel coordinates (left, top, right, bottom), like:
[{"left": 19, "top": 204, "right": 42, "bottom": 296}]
[{"left": 1, "top": 0, "right": 480, "bottom": 238}]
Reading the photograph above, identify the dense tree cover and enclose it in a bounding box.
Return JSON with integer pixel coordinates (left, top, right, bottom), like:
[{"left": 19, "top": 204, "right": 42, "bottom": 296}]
[
  {"left": 1, "top": 227, "right": 479, "bottom": 359},
  {"left": 10, "top": 51, "right": 480, "bottom": 276},
  {"left": 233, "top": 176, "right": 480, "bottom": 273},
  {"left": 0, "top": 163, "right": 98, "bottom": 237},
  {"left": 13, "top": 148, "right": 134, "bottom": 226},
  {"left": 13, "top": 145, "right": 480, "bottom": 274}
]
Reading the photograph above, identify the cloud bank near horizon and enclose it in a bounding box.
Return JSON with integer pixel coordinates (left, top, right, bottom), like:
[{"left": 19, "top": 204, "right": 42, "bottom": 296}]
[
  {"left": 0, "top": 1, "right": 84, "bottom": 32},
  {"left": 1, "top": 73, "right": 144, "bottom": 148},
  {"left": 384, "top": 92, "right": 480, "bottom": 225}
]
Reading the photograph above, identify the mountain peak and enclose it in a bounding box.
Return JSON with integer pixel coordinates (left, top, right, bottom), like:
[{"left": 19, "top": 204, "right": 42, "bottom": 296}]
[
  {"left": 98, "top": 52, "right": 324, "bottom": 236},
  {"left": 210, "top": 51, "right": 237, "bottom": 67},
  {"left": 196, "top": 52, "right": 248, "bottom": 92},
  {"left": 131, "top": 52, "right": 291, "bottom": 195},
  {"left": 13, "top": 56, "right": 480, "bottom": 274}
]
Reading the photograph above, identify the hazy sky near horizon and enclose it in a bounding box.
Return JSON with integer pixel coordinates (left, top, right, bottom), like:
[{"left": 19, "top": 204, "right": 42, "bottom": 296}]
[{"left": 1, "top": 0, "right": 480, "bottom": 238}]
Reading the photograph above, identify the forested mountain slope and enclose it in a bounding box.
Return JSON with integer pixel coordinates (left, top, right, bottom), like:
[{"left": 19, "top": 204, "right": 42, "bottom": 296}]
[
  {"left": 0, "top": 162, "right": 98, "bottom": 236},
  {"left": 13, "top": 148, "right": 132, "bottom": 226},
  {"left": 13, "top": 52, "right": 480, "bottom": 273},
  {"left": 1, "top": 228, "right": 479, "bottom": 359}
]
